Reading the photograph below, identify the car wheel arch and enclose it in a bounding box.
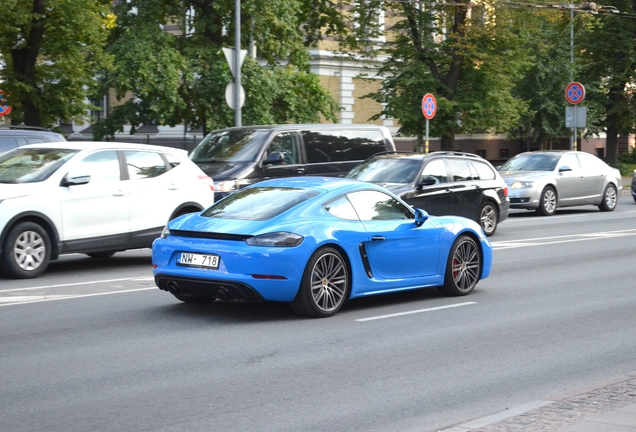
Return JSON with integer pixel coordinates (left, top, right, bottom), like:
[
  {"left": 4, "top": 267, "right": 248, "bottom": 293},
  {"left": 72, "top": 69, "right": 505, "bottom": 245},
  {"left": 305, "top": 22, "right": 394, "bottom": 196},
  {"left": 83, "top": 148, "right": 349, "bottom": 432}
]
[
  {"left": 170, "top": 202, "right": 204, "bottom": 220},
  {"left": 312, "top": 242, "right": 353, "bottom": 299},
  {"left": 454, "top": 231, "right": 484, "bottom": 280},
  {"left": 1, "top": 212, "right": 60, "bottom": 260}
]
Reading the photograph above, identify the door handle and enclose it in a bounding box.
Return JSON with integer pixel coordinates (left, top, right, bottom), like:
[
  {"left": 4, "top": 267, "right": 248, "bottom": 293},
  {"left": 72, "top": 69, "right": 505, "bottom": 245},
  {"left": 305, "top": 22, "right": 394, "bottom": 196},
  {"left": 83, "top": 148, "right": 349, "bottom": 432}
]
[
  {"left": 297, "top": 167, "right": 306, "bottom": 174},
  {"left": 167, "top": 183, "right": 179, "bottom": 190},
  {"left": 112, "top": 189, "right": 125, "bottom": 197},
  {"left": 371, "top": 236, "right": 385, "bottom": 241}
]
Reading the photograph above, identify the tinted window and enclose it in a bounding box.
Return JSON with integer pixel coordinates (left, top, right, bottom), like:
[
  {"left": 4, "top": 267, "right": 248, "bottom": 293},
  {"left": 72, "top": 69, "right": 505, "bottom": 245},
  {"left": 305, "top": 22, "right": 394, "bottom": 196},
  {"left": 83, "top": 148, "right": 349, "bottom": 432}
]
[
  {"left": 421, "top": 159, "right": 448, "bottom": 184},
  {"left": 446, "top": 159, "right": 477, "bottom": 182},
  {"left": 470, "top": 160, "right": 496, "bottom": 180},
  {"left": 76, "top": 151, "right": 121, "bottom": 183},
  {"left": 347, "top": 157, "right": 421, "bottom": 183},
  {"left": 0, "top": 148, "right": 78, "bottom": 183},
  {"left": 190, "top": 129, "right": 269, "bottom": 163},
  {"left": 267, "top": 132, "right": 299, "bottom": 164},
  {"left": 346, "top": 190, "right": 412, "bottom": 221},
  {"left": 303, "top": 129, "right": 387, "bottom": 163},
  {"left": 125, "top": 151, "right": 167, "bottom": 179},
  {"left": 26, "top": 137, "right": 46, "bottom": 144},
  {"left": 324, "top": 195, "right": 359, "bottom": 220},
  {"left": 202, "top": 187, "right": 319, "bottom": 221},
  {"left": 0, "top": 136, "right": 18, "bottom": 153}
]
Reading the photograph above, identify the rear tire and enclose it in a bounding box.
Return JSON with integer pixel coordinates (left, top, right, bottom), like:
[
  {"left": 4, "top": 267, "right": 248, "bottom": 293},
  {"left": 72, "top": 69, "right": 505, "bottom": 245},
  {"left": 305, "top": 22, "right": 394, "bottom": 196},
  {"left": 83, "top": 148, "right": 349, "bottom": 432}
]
[
  {"left": 438, "top": 235, "right": 481, "bottom": 297},
  {"left": 0, "top": 222, "right": 51, "bottom": 279},
  {"left": 478, "top": 202, "right": 498, "bottom": 236},
  {"left": 290, "top": 247, "right": 349, "bottom": 318},
  {"left": 598, "top": 184, "right": 617, "bottom": 212},
  {"left": 536, "top": 186, "right": 557, "bottom": 216}
]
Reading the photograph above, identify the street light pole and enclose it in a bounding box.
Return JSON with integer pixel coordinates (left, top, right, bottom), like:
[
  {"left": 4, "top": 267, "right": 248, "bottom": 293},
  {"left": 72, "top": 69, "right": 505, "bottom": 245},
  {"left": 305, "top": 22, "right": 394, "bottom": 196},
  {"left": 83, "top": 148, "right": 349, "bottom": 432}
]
[{"left": 234, "top": 0, "right": 242, "bottom": 127}]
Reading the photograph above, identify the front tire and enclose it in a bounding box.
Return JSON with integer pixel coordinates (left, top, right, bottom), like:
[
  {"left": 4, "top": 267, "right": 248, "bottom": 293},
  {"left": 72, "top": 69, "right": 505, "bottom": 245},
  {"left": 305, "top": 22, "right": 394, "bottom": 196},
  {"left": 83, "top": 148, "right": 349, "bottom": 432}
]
[
  {"left": 536, "top": 186, "right": 557, "bottom": 216},
  {"left": 598, "top": 184, "right": 618, "bottom": 212},
  {"left": 0, "top": 222, "right": 51, "bottom": 279},
  {"left": 478, "top": 202, "right": 498, "bottom": 236},
  {"left": 438, "top": 235, "right": 481, "bottom": 297},
  {"left": 290, "top": 247, "right": 349, "bottom": 318}
]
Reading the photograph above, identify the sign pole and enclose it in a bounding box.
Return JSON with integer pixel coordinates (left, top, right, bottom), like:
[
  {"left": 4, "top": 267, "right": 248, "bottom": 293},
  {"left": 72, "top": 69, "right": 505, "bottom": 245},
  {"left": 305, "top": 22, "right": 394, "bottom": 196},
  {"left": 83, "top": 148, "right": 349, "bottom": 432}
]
[
  {"left": 573, "top": 104, "right": 577, "bottom": 151},
  {"left": 425, "top": 119, "right": 429, "bottom": 154}
]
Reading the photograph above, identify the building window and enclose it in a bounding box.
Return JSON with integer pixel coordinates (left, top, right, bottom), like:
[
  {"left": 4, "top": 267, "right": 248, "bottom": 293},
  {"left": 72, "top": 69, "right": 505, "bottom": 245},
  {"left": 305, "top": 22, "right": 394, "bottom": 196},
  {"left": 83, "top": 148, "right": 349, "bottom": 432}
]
[{"left": 476, "top": 149, "right": 486, "bottom": 159}]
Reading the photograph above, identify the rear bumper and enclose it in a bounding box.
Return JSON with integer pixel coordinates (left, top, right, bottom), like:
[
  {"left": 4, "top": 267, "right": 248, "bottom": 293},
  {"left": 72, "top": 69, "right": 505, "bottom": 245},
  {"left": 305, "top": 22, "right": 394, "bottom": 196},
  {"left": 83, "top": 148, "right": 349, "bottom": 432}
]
[{"left": 155, "top": 274, "right": 265, "bottom": 302}]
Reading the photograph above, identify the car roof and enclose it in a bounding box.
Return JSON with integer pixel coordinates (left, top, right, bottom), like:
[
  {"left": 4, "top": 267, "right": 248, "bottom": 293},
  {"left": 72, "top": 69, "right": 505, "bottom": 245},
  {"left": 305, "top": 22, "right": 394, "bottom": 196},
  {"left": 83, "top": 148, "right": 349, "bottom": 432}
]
[
  {"left": 248, "top": 176, "right": 375, "bottom": 193},
  {"left": 210, "top": 124, "right": 391, "bottom": 132},
  {"left": 367, "top": 151, "right": 490, "bottom": 162},
  {"left": 14, "top": 141, "right": 188, "bottom": 156},
  {"left": 0, "top": 126, "right": 66, "bottom": 140}
]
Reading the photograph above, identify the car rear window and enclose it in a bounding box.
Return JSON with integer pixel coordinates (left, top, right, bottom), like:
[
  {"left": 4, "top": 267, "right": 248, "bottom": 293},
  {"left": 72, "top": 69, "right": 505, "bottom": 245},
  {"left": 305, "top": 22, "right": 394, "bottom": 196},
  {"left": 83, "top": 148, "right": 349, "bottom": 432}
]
[
  {"left": 202, "top": 187, "right": 319, "bottom": 221},
  {"left": 347, "top": 157, "right": 421, "bottom": 183}
]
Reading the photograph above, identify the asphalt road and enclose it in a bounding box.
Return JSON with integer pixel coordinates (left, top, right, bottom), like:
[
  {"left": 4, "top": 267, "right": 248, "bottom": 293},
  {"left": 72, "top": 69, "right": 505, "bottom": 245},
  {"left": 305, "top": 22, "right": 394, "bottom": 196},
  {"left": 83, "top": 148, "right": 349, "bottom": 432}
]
[{"left": 1, "top": 200, "right": 635, "bottom": 432}]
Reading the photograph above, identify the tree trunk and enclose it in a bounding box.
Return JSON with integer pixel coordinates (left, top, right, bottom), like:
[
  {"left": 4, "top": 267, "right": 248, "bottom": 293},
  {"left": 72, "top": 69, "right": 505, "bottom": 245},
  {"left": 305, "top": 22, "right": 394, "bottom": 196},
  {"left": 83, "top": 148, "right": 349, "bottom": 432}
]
[
  {"left": 440, "top": 134, "right": 455, "bottom": 151},
  {"left": 605, "top": 123, "right": 619, "bottom": 165},
  {"left": 10, "top": 0, "right": 45, "bottom": 126}
]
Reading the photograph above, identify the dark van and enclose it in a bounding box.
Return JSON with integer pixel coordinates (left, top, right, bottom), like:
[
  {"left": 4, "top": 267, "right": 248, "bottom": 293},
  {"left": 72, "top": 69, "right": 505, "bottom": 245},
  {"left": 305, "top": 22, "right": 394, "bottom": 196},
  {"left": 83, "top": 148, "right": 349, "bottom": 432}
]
[{"left": 189, "top": 124, "right": 396, "bottom": 199}]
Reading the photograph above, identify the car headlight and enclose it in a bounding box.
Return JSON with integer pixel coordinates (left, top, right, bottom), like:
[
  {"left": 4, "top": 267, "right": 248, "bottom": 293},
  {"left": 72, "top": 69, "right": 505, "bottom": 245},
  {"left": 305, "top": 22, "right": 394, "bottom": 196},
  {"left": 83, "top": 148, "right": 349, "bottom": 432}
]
[
  {"left": 245, "top": 232, "right": 303, "bottom": 247},
  {"left": 216, "top": 180, "right": 238, "bottom": 193},
  {"left": 510, "top": 181, "right": 534, "bottom": 189},
  {"left": 160, "top": 225, "right": 170, "bottom": 238}
]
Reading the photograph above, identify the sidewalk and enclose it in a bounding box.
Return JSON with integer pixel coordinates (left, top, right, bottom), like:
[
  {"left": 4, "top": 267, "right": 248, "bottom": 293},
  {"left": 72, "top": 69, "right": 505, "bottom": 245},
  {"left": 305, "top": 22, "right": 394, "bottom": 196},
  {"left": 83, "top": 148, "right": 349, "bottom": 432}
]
[{"left": 441, "top": 374, "right": 636, "bottom": 432}]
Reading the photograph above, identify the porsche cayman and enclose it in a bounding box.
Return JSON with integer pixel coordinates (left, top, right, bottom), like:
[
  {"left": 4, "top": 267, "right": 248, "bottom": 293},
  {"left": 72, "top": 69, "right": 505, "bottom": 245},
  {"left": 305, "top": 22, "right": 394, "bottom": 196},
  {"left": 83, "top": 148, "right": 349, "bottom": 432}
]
[{"left": 152, "top": 177, "right": 492, "bottom": 318}]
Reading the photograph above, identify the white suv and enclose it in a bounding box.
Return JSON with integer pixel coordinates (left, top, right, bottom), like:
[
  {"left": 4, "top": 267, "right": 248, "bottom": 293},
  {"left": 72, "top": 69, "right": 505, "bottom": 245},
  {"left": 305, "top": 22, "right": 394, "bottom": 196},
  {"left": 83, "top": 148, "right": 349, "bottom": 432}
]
[{"left": 0, "top": 142, "right": 215, "bottom": 279}]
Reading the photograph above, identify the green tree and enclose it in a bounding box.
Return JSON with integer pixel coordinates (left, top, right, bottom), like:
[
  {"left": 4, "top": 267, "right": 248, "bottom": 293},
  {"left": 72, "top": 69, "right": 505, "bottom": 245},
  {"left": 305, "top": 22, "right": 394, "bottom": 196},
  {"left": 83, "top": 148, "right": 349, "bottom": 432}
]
[
  {"left": 344, "top": 0, "right": 530, "bottom": 151},
  {"left": 578, "top": 5, "right": 636, "bottom": 165},
  {"left": 0, "top": 0, "right": 112, "bottom": 128},
  {"left": 94, "top": 0, "right": 342, "bottom": 140}
]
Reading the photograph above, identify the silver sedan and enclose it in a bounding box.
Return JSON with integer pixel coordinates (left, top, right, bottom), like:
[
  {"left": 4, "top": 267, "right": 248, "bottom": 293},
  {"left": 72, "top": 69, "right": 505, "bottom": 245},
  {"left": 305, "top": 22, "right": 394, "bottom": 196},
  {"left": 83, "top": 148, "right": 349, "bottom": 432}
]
[{"left": 498, "top": 150, "right": 622, "bottom": 216}]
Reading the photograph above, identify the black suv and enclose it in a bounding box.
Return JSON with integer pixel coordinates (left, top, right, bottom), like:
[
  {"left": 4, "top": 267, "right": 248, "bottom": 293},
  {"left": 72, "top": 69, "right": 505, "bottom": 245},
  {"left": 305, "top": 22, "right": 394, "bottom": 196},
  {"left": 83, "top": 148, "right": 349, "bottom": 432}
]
[
  {"left": 0, "top": 126, "right": 66, "bottom": 154},
  {"left": 346, "top": 151, "right": 510, "bottom": 236}
]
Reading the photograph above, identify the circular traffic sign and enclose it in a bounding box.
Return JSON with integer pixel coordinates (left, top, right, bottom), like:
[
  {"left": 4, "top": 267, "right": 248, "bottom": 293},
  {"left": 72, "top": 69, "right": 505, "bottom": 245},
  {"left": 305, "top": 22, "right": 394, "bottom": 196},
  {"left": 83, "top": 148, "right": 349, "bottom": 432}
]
[
  {"left": 422, "top": 93, "right": 437, "bottom": 120},
  {"left": 565, "top": 82, "right": 585, "bottom": 105},
  {"left": 0, "top": 90, "right": 11, "bottom": 117}
]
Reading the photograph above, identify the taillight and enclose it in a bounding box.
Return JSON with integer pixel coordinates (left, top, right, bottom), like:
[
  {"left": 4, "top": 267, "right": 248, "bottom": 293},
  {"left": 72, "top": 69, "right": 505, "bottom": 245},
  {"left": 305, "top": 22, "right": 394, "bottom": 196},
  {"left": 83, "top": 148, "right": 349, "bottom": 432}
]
[
  {"left": 503, "top": 186, "right": 508, "bottom": 197},
  {"left": 198, "top": 175, "right": 214, "bottom": 192}
]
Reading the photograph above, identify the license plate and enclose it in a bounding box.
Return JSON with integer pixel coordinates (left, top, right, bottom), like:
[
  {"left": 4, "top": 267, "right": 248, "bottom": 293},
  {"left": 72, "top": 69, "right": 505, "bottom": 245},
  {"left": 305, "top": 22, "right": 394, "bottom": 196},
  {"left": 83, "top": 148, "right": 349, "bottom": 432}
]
[{"left": 178, "top": 252, "right": 220, "bottom": 269}]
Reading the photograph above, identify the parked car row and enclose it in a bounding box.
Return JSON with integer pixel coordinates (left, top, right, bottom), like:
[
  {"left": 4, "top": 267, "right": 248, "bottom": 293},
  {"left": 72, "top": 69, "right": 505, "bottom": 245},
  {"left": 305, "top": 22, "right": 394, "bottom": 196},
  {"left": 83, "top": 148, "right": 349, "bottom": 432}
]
[{"left": 0, "top": 124, "right": 628, "bottom": 318}]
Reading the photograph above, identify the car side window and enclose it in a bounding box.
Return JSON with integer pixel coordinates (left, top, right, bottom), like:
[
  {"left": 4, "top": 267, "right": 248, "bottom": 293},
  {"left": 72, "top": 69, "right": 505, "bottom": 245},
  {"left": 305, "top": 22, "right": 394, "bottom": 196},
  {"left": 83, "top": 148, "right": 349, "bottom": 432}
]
[
  {"left": 346, "top": 190, "right": 412, "bottom": 221},
  {"left": 470, "top": 160, "right": 496, "bottom": 180},
  {"left": 323, "top": 195, "right": 360, "bottom": 220},
  {"left": 421, "top": 159, "right": 448, "bottom": 184},
  {"left": 267, "top": 132, "right": 299, "bottom": 164},
  {"left": 446, "top": 158, "right": 476, "bottom": 182},
  {"left": 577, "top": 153, "right": 605, "bottom": 171},
  {"left": 302, "top": 130, "right": 340, "bottom": 163},
  {"left": 76, "top": 151, "right": 121, "bottom": 183},
  {"left": 560, "top": 154, "right": 581, "bottom": 171},
  {"left": 125, "top": 151, "right": 167, "bottom": 180},
  {"left": 165, "top": 153, "right": 181, "bottom": 169},
  {"left": 341, "top": 130, "right": 387, "bottom": 160}
]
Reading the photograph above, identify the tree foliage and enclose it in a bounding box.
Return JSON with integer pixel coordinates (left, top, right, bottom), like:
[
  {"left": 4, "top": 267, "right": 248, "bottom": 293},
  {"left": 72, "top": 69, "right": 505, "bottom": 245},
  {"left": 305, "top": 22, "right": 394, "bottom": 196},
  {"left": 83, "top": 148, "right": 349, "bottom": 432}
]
[
  {"left": 93, "top": 0, "right": 341, "bottom": 140},
  {"left": 0, "top": 0, "right": 112, "bottom": 128}
]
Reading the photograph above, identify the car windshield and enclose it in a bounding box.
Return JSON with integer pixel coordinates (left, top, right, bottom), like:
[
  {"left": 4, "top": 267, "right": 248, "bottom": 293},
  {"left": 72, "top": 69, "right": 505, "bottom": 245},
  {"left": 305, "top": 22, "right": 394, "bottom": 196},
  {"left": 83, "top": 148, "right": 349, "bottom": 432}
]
[
  {"left": 499, "top": 153, "right": 560, "bottom": 171},
  {"left": 190, "top": 129, "right": 269, "bottom": 163},
  {"left": 0, "top": 148, "right": 78, "bottom": 183},
  {"left": 346, "top": 158, "right": 421, "bottom": 183},
  {"left": 202, "top": 187, "right": 320, "bottom": 221}
]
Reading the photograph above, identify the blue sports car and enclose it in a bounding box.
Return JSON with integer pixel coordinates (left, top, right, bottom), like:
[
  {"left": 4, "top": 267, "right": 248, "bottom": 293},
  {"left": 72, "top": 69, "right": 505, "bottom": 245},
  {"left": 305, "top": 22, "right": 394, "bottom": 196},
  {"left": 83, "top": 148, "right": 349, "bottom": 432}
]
[{"left": 152, "top": 177, "right": 492, "bottom": 318}]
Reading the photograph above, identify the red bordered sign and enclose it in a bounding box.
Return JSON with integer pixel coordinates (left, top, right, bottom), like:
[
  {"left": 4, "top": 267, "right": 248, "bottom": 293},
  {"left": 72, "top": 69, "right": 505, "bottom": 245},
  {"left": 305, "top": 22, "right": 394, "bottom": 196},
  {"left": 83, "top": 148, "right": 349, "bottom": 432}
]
[
  {"left": 422, "top": 93, "right": 437, "bottom": 120},
  {"left": 0, "top": 90, "right": 11, "bottom": 117},
  {"left": 565, "top": 82, "right": 585, "bottom": 105}
]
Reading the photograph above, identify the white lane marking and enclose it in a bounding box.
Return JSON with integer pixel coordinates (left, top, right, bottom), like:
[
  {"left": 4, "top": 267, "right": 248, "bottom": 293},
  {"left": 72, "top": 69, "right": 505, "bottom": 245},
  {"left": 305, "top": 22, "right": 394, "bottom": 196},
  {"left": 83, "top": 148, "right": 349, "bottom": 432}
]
[
  {"left": 491, "top": 228, "right": 636, "bottom": 250},
  {"left": 0, "top": 276, "right": 153, "bottom": 294},
  {"left": 0, "top": 295, "right": 72, "bottom": 303},
  {"left": 503, "top": 214, "right": 586, "bottom": 222},
  {"left": 0, "top": 287, "right": 156, "bottom": 307},
  {"left": 356, "top": 302, "right": 476, "bottom": 322}
]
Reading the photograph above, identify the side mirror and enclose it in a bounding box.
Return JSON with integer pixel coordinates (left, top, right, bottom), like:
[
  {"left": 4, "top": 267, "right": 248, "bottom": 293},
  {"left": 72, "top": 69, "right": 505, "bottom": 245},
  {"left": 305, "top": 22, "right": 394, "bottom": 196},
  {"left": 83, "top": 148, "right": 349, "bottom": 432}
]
[
  {"left": 559, "top": 165, "right": 572, "bottom": 172},
  {"left": 263, "top": 151, "right": 285, "bottom": 166},
  {"left": 61, "top": 172, "right": 91, "bottom": 186},
  {"left": 414, "top": 208, "right": 429, "bottom": 227},
  {"left": 418, "top": 175, "right": 437, "bottom": 189}
]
